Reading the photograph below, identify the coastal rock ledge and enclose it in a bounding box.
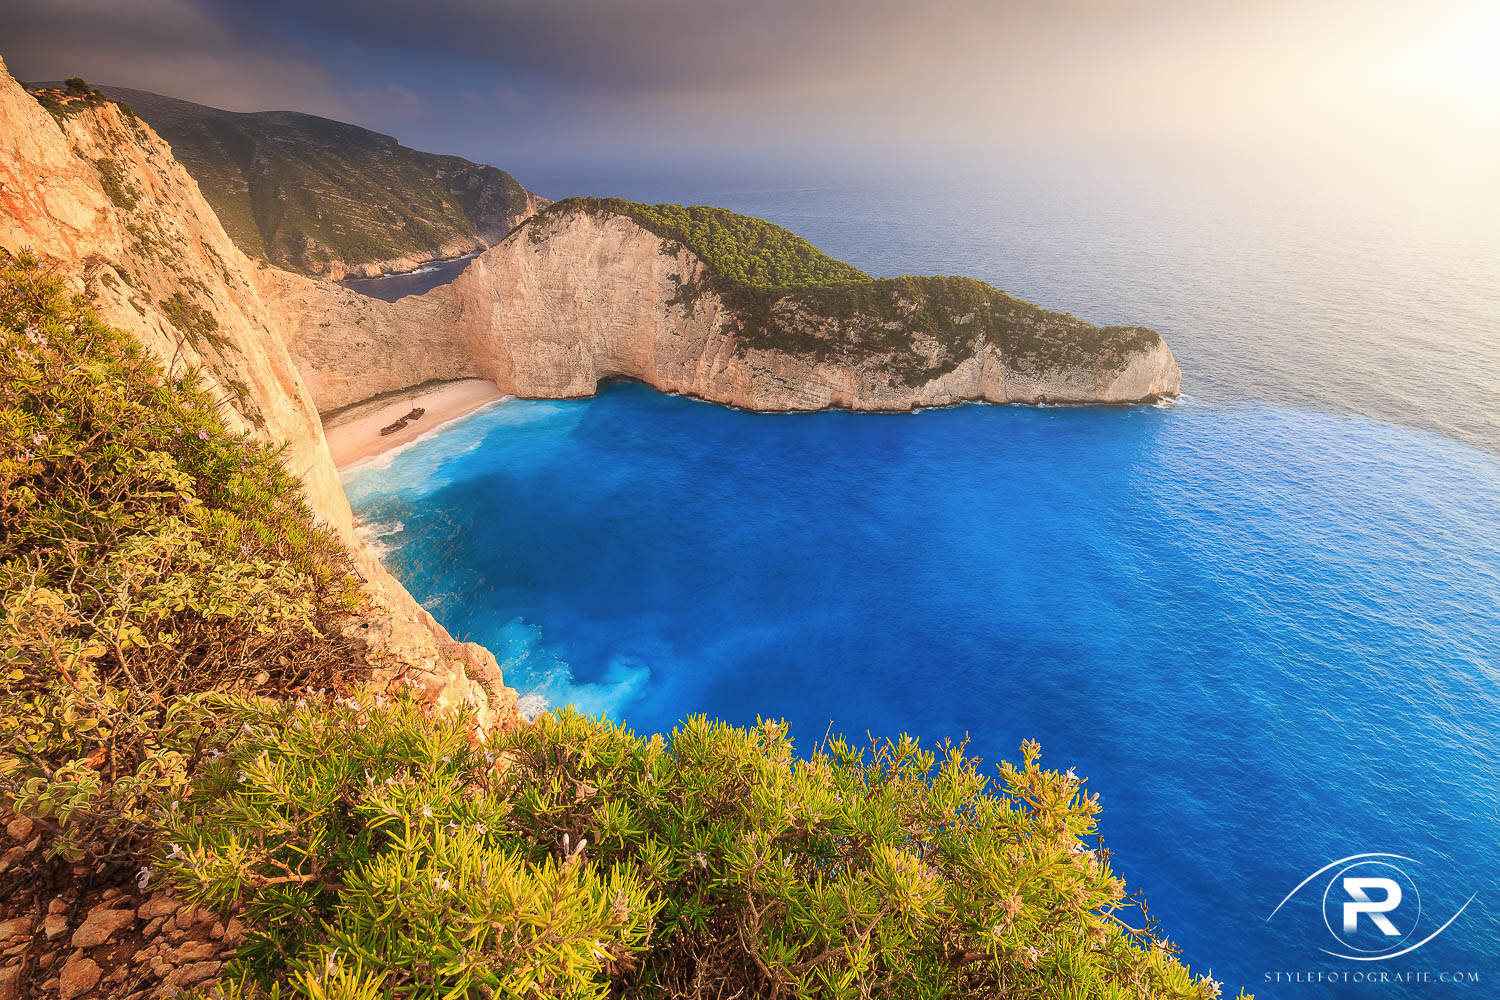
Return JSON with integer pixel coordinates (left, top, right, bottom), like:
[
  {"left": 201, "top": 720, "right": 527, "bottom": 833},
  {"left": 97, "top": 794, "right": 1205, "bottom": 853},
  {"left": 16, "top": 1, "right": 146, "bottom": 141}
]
[{"left": 266, "top": 206, "right": 1182, "bottom": 416}]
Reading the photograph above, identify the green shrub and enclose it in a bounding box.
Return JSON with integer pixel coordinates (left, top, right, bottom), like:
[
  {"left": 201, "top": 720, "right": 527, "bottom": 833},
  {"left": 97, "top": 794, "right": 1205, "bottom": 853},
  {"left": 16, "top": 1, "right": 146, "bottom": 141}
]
[
  {"left": 160, "top": 694, "right": 656, "bottom": 999},
  {"left": 94, "top": 155, "right": 139, "bottom": 210},
  {"left": 548, "top": 198, "right": 870, "bottom": 289},
  {"left": 160, "top": 289, "right": 231, "bottom": 351},
  {"left": 158, "top": 694, "right": 1239, "bottom": 999},
  {"left": 0, "top": 251, "right": 362, "bottom": 866}
]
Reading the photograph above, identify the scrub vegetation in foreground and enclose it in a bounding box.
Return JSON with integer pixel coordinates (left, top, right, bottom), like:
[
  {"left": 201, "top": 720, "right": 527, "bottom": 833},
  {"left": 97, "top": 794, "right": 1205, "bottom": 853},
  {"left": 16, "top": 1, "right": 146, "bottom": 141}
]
[{"left": 0, "top": 253, "right": 1238, "bottom": 998}]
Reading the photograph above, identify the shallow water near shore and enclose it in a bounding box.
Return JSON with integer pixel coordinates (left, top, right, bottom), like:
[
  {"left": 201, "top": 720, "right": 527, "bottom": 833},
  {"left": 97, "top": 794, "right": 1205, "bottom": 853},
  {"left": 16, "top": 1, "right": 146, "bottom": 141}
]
[{"left": 345, "top": 382, "right": 1500, "bottom": 995}]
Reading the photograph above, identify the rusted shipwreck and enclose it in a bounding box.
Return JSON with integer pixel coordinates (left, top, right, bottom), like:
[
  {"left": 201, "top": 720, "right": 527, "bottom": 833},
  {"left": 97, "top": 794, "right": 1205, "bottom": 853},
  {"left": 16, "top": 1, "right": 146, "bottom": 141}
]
[{"left": 379, "top": 407, "right": 428, "bottom": 437}]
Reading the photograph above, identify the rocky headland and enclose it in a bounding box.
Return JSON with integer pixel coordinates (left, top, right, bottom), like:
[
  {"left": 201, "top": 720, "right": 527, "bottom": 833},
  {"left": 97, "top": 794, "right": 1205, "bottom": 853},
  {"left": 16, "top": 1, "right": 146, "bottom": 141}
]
[{"left": 269, "top": 200, "right": 1181, "bottom": 419}]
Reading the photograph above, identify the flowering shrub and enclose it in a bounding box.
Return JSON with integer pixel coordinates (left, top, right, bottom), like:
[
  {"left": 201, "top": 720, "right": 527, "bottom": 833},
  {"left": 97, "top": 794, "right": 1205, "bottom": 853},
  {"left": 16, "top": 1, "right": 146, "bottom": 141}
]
[
  {"left": 161, "top": 695, "right": 658, "bottom": 999},
  {"left": 157, "top": 695, "right": 1240, "bottom": 1000},
  {"left": 0, "top": 250, "right": 361, "bottom": 866}
]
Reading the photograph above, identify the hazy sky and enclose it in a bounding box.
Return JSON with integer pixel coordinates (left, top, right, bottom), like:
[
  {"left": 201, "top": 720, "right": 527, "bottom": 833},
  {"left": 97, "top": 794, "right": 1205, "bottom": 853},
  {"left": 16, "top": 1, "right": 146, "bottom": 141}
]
[{"left": 4, "top": 0, "right": 1497, "bottom": 205}]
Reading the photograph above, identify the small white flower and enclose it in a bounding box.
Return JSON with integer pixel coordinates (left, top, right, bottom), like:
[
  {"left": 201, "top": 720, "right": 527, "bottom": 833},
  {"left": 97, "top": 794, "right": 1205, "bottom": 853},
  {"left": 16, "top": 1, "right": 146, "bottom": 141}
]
[
  {"left": 433, "top": 875, "right": 452, "bottom": 892},
  {"left": 167, "top": 843, "right": 183, "bottom": 859},
  {"left": 420, "top": 804, "right": 434, "bottom": 819},
  {"left": 474, "top": 822, "right": 488, "bottom": 835},
  {"left": 137, "top": 866, "right": 152, "bottom": 890},
  {"left": 694, "top": 851, "right": 708, "bottom": 869}
]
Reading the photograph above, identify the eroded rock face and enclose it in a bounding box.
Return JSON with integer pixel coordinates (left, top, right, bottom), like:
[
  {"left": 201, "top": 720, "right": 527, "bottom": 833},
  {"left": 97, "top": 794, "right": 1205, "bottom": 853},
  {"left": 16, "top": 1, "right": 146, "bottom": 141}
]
[
  {"left": 266, "top": 208, "right": 1181, "bottom": 416},
  {"left": 0, "top": 58, "right": 519, "bottom": 732}
]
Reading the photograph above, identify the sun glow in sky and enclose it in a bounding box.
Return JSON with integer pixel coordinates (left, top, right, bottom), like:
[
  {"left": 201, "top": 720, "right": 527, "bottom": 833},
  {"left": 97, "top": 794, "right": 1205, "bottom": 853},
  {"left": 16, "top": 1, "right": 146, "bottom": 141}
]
[{"left": 2, "top": 0, "right": 1497, "bottom": 219}]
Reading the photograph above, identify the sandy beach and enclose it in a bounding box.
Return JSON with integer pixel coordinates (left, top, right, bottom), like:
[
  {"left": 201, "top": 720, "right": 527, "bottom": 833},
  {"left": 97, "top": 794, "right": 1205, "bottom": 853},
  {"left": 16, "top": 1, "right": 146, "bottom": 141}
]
[{"left": 323, "top": 378, "right": 508, "bottom": 469}]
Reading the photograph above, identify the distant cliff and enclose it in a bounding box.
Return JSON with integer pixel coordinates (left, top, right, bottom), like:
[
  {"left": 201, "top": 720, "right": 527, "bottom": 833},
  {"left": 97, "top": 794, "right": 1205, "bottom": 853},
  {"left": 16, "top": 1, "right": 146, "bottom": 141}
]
[
  {"left": 50, "top": 84, "right": 548, "bottom": 279},
  {"left": 269, "top": 200, "right": 1181, "bottom": 415}
]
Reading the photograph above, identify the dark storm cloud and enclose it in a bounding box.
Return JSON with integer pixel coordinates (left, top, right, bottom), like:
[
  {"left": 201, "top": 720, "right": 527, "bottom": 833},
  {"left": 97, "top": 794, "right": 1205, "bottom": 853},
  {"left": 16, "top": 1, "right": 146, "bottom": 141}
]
[
  {"left": 1, "top": 0, "right": 1161, "bottom": 108},
  {"left": 9, "top": 0, "right": 1448, "bottom": 203},
  {"left": 198, "top": 0, "right": 1008, "bottom": 94},
  {"left": 2, "top": 0, "right": 1170, "bottom": 168},
  {"left": 0, "top": 0, "right": 354, "bottom": 115}
]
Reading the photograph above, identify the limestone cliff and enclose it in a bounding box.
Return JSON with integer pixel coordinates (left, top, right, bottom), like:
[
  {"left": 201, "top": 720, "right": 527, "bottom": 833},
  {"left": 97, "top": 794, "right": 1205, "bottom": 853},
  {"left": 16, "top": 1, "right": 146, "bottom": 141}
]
[
  {"left": 0, "top": 59, "right": 517, "bottom": 729},
  {"left": 267, "top": 205, "right": 1181, "bottom": 415}
]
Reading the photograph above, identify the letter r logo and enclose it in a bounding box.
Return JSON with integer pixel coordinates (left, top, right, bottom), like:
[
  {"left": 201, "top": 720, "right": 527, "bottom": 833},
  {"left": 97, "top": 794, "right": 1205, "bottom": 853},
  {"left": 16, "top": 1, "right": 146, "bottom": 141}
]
[{"left": 1343, "top": 877, "right": 1402, "bottom": 935}]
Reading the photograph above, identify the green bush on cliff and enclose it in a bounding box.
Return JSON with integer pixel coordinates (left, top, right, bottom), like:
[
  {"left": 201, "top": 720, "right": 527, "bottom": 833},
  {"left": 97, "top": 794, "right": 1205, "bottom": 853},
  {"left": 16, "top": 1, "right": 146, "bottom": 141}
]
[
  {"left": 550, "top": 198, "right": 870, "bottom": 290},
  {"left": 0, "top": 250, "right": 361, "bottom": 866},
  {"left": 158, "top": 695, "right": 1235, "bottom": 1000}
]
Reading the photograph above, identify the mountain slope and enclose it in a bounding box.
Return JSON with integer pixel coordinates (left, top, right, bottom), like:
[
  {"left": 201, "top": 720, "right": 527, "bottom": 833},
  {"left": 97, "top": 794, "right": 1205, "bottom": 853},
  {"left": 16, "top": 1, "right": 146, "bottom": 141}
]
[{"left": 68, "top": 85, "right": 548, "bottom": 278}]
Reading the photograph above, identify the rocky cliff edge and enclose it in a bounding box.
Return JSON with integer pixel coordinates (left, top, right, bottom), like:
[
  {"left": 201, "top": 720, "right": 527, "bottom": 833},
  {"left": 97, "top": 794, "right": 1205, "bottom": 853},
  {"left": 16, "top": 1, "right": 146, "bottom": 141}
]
[{"left": 0, "top": 58, "right": 518, "bottom": 729}]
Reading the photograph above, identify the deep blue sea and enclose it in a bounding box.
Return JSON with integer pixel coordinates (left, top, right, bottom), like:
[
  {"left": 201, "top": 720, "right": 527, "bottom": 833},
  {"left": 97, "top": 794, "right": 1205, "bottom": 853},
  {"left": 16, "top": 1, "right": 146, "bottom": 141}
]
[{"left": 344, "top": 166, "right": 1500, "bottom": 997}]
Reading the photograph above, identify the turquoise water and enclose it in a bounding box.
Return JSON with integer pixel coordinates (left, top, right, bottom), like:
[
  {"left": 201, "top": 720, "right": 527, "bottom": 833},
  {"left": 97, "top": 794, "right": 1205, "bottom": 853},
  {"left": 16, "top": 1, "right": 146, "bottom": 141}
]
[{"left": 346, "top": 384, "right": 1500, "bottom": 995}]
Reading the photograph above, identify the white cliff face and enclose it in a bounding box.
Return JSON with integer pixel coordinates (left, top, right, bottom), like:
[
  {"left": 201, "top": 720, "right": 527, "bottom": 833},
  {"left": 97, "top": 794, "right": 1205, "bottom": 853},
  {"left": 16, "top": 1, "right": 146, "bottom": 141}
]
[
  {"left": 268, "top": 208, "right": 1181, "bottom": 416},
  {"left": 0, "top": 61, "right": 517, "bottom": 730}
]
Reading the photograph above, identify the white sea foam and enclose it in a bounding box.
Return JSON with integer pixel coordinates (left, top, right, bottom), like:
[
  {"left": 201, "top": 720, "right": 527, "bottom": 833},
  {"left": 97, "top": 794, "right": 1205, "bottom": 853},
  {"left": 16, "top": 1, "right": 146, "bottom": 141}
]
[
  {"left": 495, "top": 618, "right": 650, "bottom": 721},
  {"left": 516, "top": 693, "right": 550, "bottom": 720},
  {"left": 354, "top": 518, "right": 405, "bottom": 558},
  {"left": 1153, "top": 393, "right": 1194, "bottom": 409}
]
